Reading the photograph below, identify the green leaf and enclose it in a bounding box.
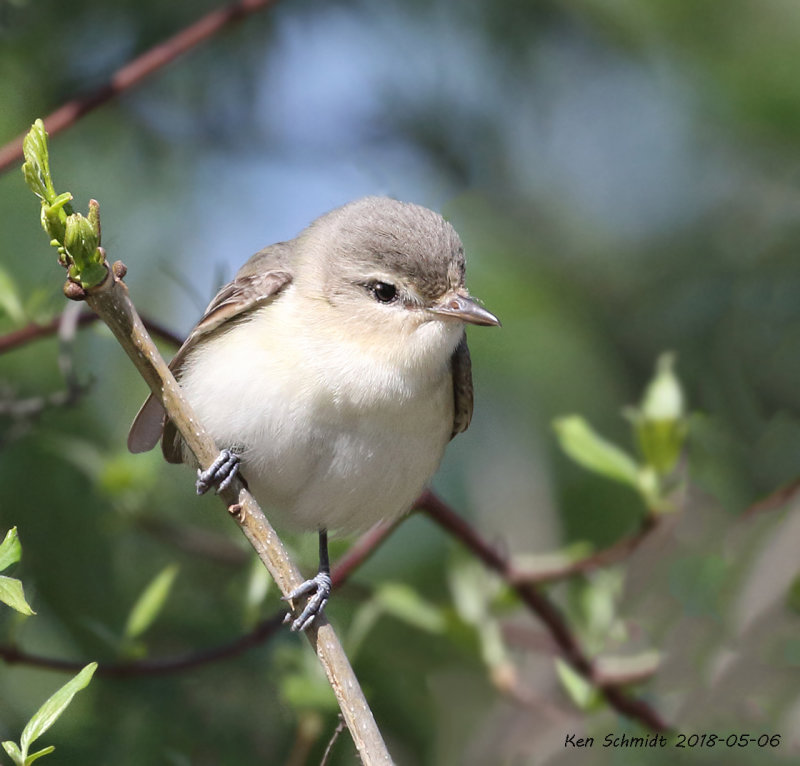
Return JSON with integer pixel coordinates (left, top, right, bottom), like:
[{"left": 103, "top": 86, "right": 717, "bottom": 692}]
[
  {"left": 124, "top": 564, "right": 179, "bottom": 640},
  {"left": 555, "top": 658, "right": 601, "bottom": 711},
  {"left": 626, "top": 353, "right": 688, "bottom": 476},
  {"left": 0, "top": 268, "right": 26, "bottom": 325},
  {"left": 786, "top": 575, "right": 800, "bottom": 615},
  {"left": 280, "top": 674, "right": 338, "bottom": 713},
  {"left": 0, "top": 575, "right": 35, "bottom": 616},
  {"left": 25, "top": 745, "right": 55, "bottom": 765},
  {"left": 21, "top": 119, "right": 53, "bottom": 203},
  {"left": 2, "top": 740, "right": 24, "bottom": 766},
  {"left": 0, "top": 527, "right": 22, "bottom": 572},
  {"left": 22, "top": 120, "right": 74, "bottom": 245},
  {"left": 553, "top": 416, "right": 640, "bottom": 488},
  {"left": 375, "top": 583, "right": 446, "bottom": 634},
  {"left": 19, "top": 663, "right": 97, "bottom": 758}
]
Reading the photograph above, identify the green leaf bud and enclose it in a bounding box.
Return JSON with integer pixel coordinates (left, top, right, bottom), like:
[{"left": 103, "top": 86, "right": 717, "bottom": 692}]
[{"left": 630, "top": 353, "right": 688, "bottom": 476}]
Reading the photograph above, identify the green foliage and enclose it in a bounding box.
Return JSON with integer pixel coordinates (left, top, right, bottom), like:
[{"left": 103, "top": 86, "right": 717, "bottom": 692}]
[
  {"left": 21, "top": 120, "right": 106, "bottom": 289},
  {"left": 554, "top": 354, "right": 688, "bottom": 511},
  {"left": 1, "top": 663, "right": 97, "bottom": 766},
  {"left": 0, "top": 528, "right": 34, "bottom": 616},
  {"left": 555, "top": 657, "right": 601, "bottom": 711},
  {"left": 553, "top": 415, "right": 642, "bottom": 490},
  {"left": 627, "top": 353, "right": 688, "bottom": 477},
  {"left": 0, "top": 531, "right": 95, "bottom": 765},
  {"left": 0, "top": 268, "right": 26, "bottom": 325},
  {"left": 123, "top": 563, "right": 179, "bottom": 643},
  {"left": 4, "top": 2, "right": 800, "bottom": 763}
]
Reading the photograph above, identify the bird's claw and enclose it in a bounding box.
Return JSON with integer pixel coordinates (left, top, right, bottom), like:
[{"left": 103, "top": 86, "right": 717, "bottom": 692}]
[
  {"left": 196, "top": 448, "right": 240, "bottom": 494},
  {"left": 283, "top": 571, "right": 332, "bottom": 632}
]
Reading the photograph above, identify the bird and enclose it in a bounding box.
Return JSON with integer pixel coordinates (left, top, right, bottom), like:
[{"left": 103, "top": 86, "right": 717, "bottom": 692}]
[{"left": 128, "top": 196, "right": 500, "bottom": 630}]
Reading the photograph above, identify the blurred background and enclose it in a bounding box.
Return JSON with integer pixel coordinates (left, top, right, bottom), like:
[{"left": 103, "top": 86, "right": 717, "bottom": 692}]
[{"left": 1, "top": 0, "right": 800, "bottom": 763}]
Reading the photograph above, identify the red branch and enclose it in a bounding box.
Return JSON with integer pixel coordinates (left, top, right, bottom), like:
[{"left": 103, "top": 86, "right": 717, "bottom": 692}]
[
  {"left": 0, "top": 0, "right": 281, "bottom": 175},
  {"left": 0, "top": 307, "right": 671, "bottom": 729},
  {"left": 415, "top": 489, "right": 671, "bottom": 732},
  {"left": 0, "top": 520, "right": 395, "bottom": 677},
  {"left": 0, "top": 312, "right": 184, "bottom": 354}
]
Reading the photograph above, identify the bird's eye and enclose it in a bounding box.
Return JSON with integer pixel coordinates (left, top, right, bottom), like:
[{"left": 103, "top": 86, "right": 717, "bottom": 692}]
[{"left": 370, "top": 281, "right": 398, "bottom": 303}]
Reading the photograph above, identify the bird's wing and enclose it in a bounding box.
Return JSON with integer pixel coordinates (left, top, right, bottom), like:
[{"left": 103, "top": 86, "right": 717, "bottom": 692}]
[
  {"left": 450, "top": 335, "right": 474, "bottom": 438},
  {"left": 127, "top": 242, "right": 294, "bottom": 459}
]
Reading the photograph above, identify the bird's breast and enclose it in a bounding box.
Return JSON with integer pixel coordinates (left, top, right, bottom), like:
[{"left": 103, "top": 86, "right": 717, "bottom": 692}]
[{"left": 178, "top": 299, "right": 454, "bottom": 532}]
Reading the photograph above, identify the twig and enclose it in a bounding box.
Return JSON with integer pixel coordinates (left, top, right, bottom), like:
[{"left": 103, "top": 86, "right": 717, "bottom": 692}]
[
  {"left": 0, "top": 303, "right": 92, "bottom": 443},
  {"left": 0, "top": 0, "right": 281, "bottom": 175},
  {"left": 0, "top": 614, "right": 285, "bottom": 678},
  {"left": 320, "top": 716, "right": 347, "bottom": 766},
  {"left": 415, "top": 489, "right": 671, "bottom": 732},
  {"left": 508, "top": 515, "right": 660, "bottom": 584},
  {"left": 0, "top": 311, "right": 183, "bottom": 354},
  {"left": 745, "top": 478, "right": 800, "bottom": 516},
  {"left": 0, "top": 507, "right": 397, "bottom": 677},
  {"left": 74, "top": 260, "right": 391, "bottom": 764},
  {"left": 1, "top": 288, "right": 668, "bottom": 735}
]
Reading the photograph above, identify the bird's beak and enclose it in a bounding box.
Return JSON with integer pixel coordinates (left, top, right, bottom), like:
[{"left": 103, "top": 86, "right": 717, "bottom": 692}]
[{"left": 430, "top": 293, "right": 501, "bottom": 327}]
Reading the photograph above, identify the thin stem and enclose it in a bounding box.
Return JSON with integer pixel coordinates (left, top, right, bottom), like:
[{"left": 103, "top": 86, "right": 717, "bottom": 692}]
[
  {"left": 77, "top": 263, "right": 392, "bottom": 764},
  {"left": 0, "top": 515, "right": 397, "bottom": 677},
  {"left": 0, "top": 0, "right": 282, "bottom": 175},
  {"left": 509, "top": 515, "right": 660, "bottom": 585},
  {"left": 415, "top": 489, "right": 671, "bottom": 733},
  {"left": 0, "top": 311, "right": 183, "bottom": 355}
]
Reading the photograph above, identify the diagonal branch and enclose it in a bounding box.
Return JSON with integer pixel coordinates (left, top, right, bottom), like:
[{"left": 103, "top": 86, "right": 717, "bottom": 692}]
[
  {"left": 71, "top": 260, "right": 392, "bottom": 764},
  {"left": 2, "top": 289, "right": 668, "bottom": 734},
  {"left": 415, "top": 489, "right": 671, "bottom": 733},
  {"left": 0, "top": 311, "right": 183, "bottom": 354},
  {"left": 0, "top": 519, "right": 397, "bottom": 678},
  {"left": 0, "top": 0, "right": 281, "bottom": 175},
  {"left": 508, "top": 515, "right": 660, "bottom": 585}
]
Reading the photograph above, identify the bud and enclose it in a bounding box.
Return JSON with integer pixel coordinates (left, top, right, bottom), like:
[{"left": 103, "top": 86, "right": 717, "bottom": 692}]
[
  {"left": 627, "top": 353, "right": 688, "bottom": 476},
  {"left": 40, "top": 192, "right": 73, "bottom": 244},
  {"left": 63, "top": 280, "right": 87, "bottom": 301},
  {"left": 641, "top": 353, "right": 684, "bottom": 421},
  {"left": 88, "top": 199, "right": 102, "bottom": 244},
  {"left": 64, "top": 212, "right": 107, "bottom": 288}
]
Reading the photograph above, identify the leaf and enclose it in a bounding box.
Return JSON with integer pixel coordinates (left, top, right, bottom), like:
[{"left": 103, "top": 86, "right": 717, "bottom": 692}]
[
  {"left": 0, "top": 267, "right": 26, "bottom": 325},
  {"left": 555, "top": 657, "right": 600, "bottom": 711},
  {"left": 19, "top": 663, "right": 97, "bottom": 757},
  {"left": 124, "top": 564, "right": 179, "bottom": 640},
  {"left": 375, "top": 583, "right": 446, "bottom": 634},
  {"left": 0, "top": 527, "right": 22, "bottom": 572},
  {"left": 25, "top": 745, "right": 55, "bottom": 765},
  {"left": 21, "top": 119, "right": 51, "bottom": 202},
  {"left": 2, "top": 740, "right": 24, "bottom": 766},
  {"left": 787, "top": 574, "right": 800, "bottom": 615},
  {"left": 280, "top": 674, "right": 338, "bottom": 713},
  {"left": 0, "top": 575, "right": 35, "bottom": 616},
  {"left": 553, "top": 416, "right": 640, "bottom": 488}
]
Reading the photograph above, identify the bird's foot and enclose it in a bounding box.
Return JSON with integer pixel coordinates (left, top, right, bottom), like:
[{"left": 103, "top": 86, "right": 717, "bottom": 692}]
[
  {"left": 196, "top": 448, "right": 241, "bottom": 494},
  {"left": 283, "top": 571, "right": 332, "bottom": 632}
]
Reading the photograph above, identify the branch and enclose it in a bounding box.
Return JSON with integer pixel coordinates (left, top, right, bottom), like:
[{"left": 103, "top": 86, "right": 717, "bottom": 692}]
[
  {"left": 0, "top": 311, "right": 183, "bottom": 354},
  {"left": 508, "top": 515, "right": 660, "bottom": 584},
  {"left": 1, "top": 298, "right": 667, "bottom": 735},
  {"left": 0, "top": 0, "right": 281, "bottom": 175},
  {"left": 0, "top": 519, "right": 397, "bottom": 678},
  {"left": 415, "top": 489, "right": 671, "bottom": 732},
  {"left": 86, "top": 271, "right": 391, "bottom": 761},
  {"left": 18, "top": 116, "right": 392, "bottom": 762}
]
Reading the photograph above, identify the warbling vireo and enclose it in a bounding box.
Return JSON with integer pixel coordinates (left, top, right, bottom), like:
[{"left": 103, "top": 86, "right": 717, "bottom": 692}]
[{"left": 128, "top": 197, "right": 499, "bottom": 630}]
